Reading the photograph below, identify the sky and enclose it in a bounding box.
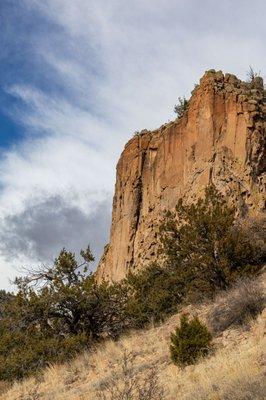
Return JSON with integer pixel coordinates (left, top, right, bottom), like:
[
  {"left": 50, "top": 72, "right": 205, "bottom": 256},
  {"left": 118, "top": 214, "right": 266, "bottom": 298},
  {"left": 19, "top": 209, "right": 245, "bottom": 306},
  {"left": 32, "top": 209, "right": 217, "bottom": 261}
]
[{"left": 0, "top": 0, "right": 265, "bottom": 290}]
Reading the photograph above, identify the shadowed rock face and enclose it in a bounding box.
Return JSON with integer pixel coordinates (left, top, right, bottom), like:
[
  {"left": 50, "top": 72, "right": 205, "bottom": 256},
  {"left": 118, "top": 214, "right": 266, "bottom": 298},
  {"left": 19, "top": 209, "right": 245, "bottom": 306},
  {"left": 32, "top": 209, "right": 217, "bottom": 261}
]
[{"left": 97, "top": 70, "right": 266, "bottom": 282}]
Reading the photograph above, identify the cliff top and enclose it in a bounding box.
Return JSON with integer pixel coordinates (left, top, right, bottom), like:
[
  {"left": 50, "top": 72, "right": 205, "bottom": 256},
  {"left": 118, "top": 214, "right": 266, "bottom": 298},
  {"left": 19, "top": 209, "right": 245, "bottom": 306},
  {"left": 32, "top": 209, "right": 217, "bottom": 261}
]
[{"left": 126, "top": 69, "right": 265, "bottom": 149}]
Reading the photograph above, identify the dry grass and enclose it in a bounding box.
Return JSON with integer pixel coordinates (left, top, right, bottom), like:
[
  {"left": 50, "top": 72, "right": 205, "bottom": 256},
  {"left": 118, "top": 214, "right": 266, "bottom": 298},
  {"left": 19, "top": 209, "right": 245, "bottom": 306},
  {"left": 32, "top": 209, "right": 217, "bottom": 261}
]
[
  {"left": 207, "top": 277, "right": 265, "bottom": 334},
  {"left": 1, "top": 274, "right": 265, "bottom": 400},
  {"left": 95, "top": 350, "right": 164, "bottom": 400}
]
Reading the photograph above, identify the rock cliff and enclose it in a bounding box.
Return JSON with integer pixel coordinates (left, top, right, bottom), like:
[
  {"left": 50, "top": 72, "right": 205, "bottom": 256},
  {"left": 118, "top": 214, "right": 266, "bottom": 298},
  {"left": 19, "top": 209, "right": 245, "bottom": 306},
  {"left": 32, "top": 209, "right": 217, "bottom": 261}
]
[{"left": 97, "top": 70, "right": 266, "bottom": 281}]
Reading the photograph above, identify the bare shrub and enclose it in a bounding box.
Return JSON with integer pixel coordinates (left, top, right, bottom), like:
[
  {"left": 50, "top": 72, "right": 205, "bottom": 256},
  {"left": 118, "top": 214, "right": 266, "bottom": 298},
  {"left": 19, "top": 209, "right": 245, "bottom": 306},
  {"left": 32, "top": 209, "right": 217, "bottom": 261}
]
[
  {"left": 220, "top": 375, "right": 266, "bottom": 400},
  {"left": 185, "top": 373, "right": 266, "bottom": 400},
  {"left": 95, "top": 351, "right": 164, "bottom": 400},
  {"left": 64, "top": 364, "right": 79, "bottom": 386},
  {"left": 18, "top": 385, "right": 40, "bottom": 400},
  {"left": 238, "top": 215, "right": 266, "bottom": 262},
  {"left": 0, "top": 381, "right": 11, "bottom": 396},
  {"left": 207, "top": 277, "right": 265, "bottom": 334}
]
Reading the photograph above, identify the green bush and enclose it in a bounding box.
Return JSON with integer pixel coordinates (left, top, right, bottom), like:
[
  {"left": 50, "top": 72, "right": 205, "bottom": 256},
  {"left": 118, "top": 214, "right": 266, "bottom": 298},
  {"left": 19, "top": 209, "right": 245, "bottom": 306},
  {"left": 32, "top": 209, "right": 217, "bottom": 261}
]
[
  {"left": 124, "top": 264, "right": 183, "bottom": 328},
  {"left": 160, "top": 185, "right": 262, "bottom": 298},
  {"left": 170, "top": 314, "right": 212, "bottom": 367},
  {"left": 0, "top": 320, "right": 89, "bottom": 381}
]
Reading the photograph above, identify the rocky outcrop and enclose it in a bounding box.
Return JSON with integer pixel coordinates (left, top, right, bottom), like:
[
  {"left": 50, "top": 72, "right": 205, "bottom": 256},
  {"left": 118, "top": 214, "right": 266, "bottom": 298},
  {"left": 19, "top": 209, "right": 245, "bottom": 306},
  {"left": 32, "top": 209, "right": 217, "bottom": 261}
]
[{"left": 97, "top": 70, "right": 266, "bottom": 282}]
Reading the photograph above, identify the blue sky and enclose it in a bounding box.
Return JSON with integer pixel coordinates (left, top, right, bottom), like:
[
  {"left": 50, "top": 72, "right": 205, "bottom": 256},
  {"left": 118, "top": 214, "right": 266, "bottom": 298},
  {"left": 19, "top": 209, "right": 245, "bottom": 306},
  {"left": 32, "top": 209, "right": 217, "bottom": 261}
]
[{"left": 0, "top": 0, "right": 265, "bottom": 290}]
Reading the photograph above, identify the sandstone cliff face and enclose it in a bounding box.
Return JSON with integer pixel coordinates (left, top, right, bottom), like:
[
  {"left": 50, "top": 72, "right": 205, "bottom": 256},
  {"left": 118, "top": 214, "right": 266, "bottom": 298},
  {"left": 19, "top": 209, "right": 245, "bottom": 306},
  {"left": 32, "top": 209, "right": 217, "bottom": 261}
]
[{"left": 97, "top": 70, "right": 266, "bottom": 282}]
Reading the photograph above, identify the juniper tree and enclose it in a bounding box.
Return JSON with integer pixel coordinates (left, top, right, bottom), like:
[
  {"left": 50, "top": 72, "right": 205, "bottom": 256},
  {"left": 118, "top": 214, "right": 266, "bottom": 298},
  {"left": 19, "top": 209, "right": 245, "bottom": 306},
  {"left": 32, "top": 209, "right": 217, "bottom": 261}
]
[
  {"left": 170, "top": 314, "right": 212, "bottom": 367},
  {"left": 0, "top": 246, "right": 127, "bottom": 381},
  {"left": 124, "top": 264, "right": 183, "bottom": 328},
  {"left": 160, "top": 185, "right": 259, "bottom": 298}
]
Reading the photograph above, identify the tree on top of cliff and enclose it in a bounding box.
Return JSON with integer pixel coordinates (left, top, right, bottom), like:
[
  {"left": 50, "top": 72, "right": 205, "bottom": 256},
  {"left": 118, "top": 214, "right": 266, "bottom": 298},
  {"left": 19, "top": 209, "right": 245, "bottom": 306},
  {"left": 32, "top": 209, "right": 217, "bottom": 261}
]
[
  {"left": 174, "top": 96, "right": 188, "bottom": 118},
  {"left": 246, "top": 66, "right": 261, "bottom": 82},
  {"left": 160, "top": 185, "right": 260, "bottom": 299}
]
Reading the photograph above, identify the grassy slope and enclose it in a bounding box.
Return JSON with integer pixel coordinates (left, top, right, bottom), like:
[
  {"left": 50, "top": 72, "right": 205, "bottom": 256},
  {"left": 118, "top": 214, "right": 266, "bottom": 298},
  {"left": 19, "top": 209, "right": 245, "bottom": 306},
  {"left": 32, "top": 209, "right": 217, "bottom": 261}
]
[{"left": 2, "top": 276, "right": 265, "bottom": 400}]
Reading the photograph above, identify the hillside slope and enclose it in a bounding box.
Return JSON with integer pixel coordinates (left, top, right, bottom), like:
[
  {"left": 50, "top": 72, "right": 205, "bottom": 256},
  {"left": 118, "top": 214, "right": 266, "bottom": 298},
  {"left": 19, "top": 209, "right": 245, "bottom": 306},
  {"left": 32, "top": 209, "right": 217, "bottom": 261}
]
[{"left": 2, "top": 274, "right": 265, "bottom": 400}]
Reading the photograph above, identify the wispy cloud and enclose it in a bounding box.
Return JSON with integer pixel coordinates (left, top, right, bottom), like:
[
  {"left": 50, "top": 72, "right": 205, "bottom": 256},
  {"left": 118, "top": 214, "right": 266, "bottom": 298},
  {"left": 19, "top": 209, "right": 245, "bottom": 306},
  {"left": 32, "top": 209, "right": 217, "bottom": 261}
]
[{"left": 0, "top": 0, "right": 265, "bottom": 289}]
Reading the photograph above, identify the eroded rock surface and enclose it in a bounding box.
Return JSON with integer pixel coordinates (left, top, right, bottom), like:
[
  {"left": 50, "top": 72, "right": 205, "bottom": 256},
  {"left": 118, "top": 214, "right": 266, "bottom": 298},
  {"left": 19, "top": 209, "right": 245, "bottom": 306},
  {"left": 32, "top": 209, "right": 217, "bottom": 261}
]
[{"left": 97, "top": 70, "right": 266, "bottom": 281}]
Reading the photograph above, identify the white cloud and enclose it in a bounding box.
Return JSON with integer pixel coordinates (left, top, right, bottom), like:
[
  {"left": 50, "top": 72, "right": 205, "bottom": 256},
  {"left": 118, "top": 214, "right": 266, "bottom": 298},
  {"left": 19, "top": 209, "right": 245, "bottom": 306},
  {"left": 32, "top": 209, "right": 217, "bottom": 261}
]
[{"left": 0, "top": 0, "right": 265, "bottom": 289}]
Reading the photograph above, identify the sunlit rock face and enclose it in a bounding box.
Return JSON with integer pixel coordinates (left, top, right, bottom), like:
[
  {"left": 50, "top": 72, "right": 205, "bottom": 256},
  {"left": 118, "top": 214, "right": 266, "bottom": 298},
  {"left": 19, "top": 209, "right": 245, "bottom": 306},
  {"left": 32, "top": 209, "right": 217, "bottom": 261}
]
[{"left": 97, "top": 70, "right": 266, "bottom": 282}]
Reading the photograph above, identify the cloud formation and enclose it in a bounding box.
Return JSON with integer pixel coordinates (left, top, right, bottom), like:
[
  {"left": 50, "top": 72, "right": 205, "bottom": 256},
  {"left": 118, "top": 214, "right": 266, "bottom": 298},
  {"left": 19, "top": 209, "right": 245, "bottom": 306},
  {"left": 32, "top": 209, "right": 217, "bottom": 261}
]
[
  {"left": 0, "top": 0, "right": 265, "bottom": 289},
  {"left": 0, "top": 195, "right": 111, "bottom": 266}
]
